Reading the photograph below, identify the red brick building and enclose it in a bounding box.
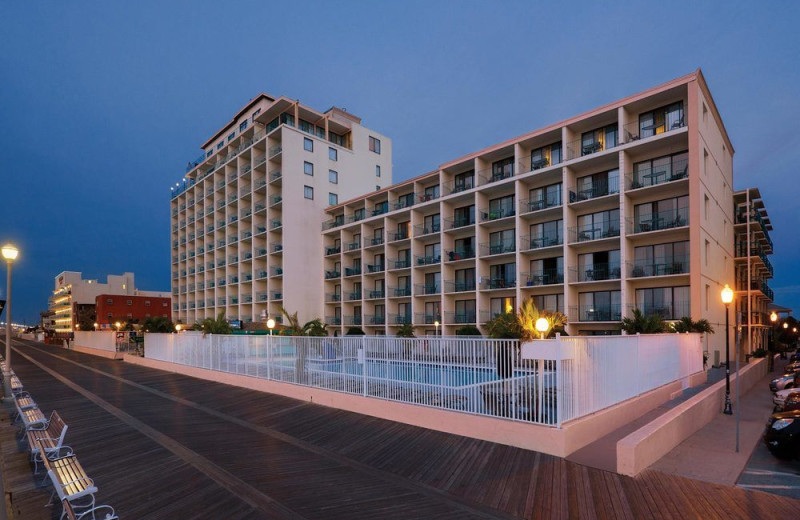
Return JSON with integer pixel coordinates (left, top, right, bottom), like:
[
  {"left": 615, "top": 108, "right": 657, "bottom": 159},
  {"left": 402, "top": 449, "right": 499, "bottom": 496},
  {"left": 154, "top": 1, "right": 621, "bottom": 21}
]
[{"left": 95, "top": 294, "right": 172, "bottom": 326}]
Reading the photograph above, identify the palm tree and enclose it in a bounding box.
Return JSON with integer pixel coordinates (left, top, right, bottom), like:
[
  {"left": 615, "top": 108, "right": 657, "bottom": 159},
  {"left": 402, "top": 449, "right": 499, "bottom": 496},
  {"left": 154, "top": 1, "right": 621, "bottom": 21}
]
[
  {"left": 396, "top": 322, "right": 415, "bottom": 338},
  {"left": 516, "top": 299, "right": 568, "bottom": 341},
  {"left": 141, "top": 316, "right": 175, "bottom": 333},
  {"left": 621, "top": 309, "right": 667, "bottom": 334},
  {"left": 671, "top": 317, "right": 715, "bottom": 334},
  {"left": 200, "top": 312, "right": 232, "bottom": 335},
  {"left": 280, "top": 307, "right": 328, "bottom": 336}
]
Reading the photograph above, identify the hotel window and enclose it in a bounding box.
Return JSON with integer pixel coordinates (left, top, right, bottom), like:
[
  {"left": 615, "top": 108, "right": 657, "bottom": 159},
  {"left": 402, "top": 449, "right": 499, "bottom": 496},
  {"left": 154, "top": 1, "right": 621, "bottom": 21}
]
[
  {"left": 633, "top": 241, "right": 689, "bottom": 277},
  {"left": 453, "top": 170, "right": 475, "bottom": 192},
  {"left": 491, "top": 297, "right": 516, "bottom": 317},
  {"left": 639, "top": 101, "right": 684, "bottom": 138},
  {"left": 530, "top": 142, "right": 562, "bottom": 170},
  {"left": 376, "top": 165, "right": 382, "bottom": 178},
  {"left": 424, "top": 184, "right": 439, "bottom": 201},
  {"left": 329, "top": 170, "right": 338, "bottom": 184},
  {"left": 329, "top": 193, "right": 338, "bottom": 206},
  {"left": 533, "top": 294, "right": 563, "bottom": 313},
  {"left": 455, "top": 299, "right": 476, "bottom": 322},
  {"left": 329, "top": 147, "right": 337, "bottom": 161},
  {"left": 304, "top": 138, "right": 313, "bottom": 152},
  {"left": 239, "top": 121, "right": 248, "bottom": 132},
  {"left": 632, "top": 151, "right": 688, "bottom": 188},
  {"left": 635, "top": 286, "right": 690, "bottom": 320},
  {"left": 227, "top": 132, "right": 235, "bottom": 143},
  {"left": 126, "top": 300, "right": 133, "bottom": 306},
  {"left": 106, "top": 298, "right": 113, "bottom": 305},
  {"left": 304, "top": 161, "right": 314, "bottom": 176},
  {"left": 491, "top": 157, "right": 514, "bottom": 181},
  {"left": 369, "top": 136, "right": 381, "bottom": 154},
  {"left": 304, "top": 186, "right": 314, "bottom": 200},
  {"left": 251, "top": 108, "right": 261, "bottom": 120},
  {"left": 528, "top": 182, "right": 562, "bottom": 210},
  {"left": 162, "top": 302, "right": 168, "bottom": 307},
  {"left": 216, "top": 142, "right": 224, "bottom": 150},
  {"left": 633, "top": 196, "right": 688, "bottom": 232},
  {"left": 578, "top": 291, "right": 622, "bottom": 321},
  {"left": 488, "top": 262, "right": 516, "bottom": 288}
]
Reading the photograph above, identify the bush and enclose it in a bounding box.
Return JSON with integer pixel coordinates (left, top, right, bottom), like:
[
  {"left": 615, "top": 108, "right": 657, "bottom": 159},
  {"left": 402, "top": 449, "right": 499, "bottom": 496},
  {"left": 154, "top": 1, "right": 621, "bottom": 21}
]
[
  {"left": 672, "top": 317, "right": 715, "bottom": 334},
  {"left": 752, "top": 348, "right": 768, "bottom": 358},
  {"left": 621, "top": 309, "right": 667, "bottom": 334},
  {"left": 484, "top": 312, "right": 522, "bottom": 339},
  {"left": 346, "top": 327, "right": 365, "bottom": 336},
  {"left": 455, "top": 325, "right": 482, "bottom": 336},
  {"left": 396, "top": 323, "right": 415, "bottom": 338}
]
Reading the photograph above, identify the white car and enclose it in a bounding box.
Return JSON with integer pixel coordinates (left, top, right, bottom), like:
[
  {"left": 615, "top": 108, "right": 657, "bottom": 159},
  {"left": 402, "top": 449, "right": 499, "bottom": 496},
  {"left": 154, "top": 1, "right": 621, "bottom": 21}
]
[{"left": 773, "top": 388, "right": 800, "bottom": 411}]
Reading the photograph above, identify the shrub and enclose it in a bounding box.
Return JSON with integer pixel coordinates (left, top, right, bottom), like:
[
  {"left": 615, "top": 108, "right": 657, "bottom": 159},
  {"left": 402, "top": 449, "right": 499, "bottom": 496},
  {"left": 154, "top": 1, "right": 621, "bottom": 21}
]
[
  {"left": 621, "top": 309, "right": 667, "bottom": 334},
  {"left": 455, "top": 325, "right": 482, "bottom": 336}
]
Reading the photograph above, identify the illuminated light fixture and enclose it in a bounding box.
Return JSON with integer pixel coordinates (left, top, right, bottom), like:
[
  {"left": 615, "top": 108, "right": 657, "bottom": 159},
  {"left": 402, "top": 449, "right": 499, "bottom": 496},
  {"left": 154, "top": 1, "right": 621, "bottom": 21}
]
[
  {"left": 784, "top": 322, "right": 789, "bottom": 329},
  {"left": 1, "top": 244, "right": 19, "bottom": 261},
  {"left": 770, "top": 312, "right": 778, "bottom": 323},
  {"left": 175, "top": 324, "right": 182, "bottom": 332},
  {"left": 721, "top": 284, "right": 733, "bottom": 415},
  {"left": 535, "top": 317, "right": 549, "bottom": 340},
  {"left": 721, "top": 284, "right": 734, "bottom": 305}
]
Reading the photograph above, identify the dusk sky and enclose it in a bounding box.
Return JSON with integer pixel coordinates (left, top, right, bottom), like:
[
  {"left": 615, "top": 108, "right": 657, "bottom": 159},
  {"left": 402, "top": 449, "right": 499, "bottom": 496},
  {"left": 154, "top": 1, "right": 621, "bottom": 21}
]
[{"left": 1, "top": 1, "right": 798, "bottom": 324}]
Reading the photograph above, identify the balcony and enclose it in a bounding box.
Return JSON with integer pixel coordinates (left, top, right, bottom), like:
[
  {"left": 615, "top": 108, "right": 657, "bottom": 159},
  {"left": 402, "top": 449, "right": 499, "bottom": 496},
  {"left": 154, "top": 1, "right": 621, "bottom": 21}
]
[
  {"left": 415, "top": 283, "right": 441, "bottom": 296},
  {"left": 268, "top": 145, "right": 282, "bottom": 159},
  {"left": 270, "top": 266, "right": 283, "bottom": 277},
  {"left": 324, "top": 270, "right": 341, "bottom": 280},
  {"left": 390, "top": 258, "right": 411, "bottom": 270},
  {"left": 347, "top": 291, "right": 362, "bottom": 301},
  {"left": 572, "top": 304, "right": 622, "bottom": 322},
  {"left": 271, "top": 244, "right": 283, "bottom": 254},
  {"left": 566, "top": 130, "right": 618, "bottom": 161},
  {"left": 632, "top": 302, "right": 690, "bottom": 321},
  {"left": 620, "top": 106, "right": 685, "bottom": 144},
  {"left": 393, "top": 196, "right": 415, "bottom": 210},
  {"left": 444, "top": 215, "right": 475, "bottom": 230},
  {"left": 520, "top": 196, "right": 561, "bottom": 214},
  {"left": 389, "top": 230, "right": 410, "bottom": 242},
  {"left": 481, "top": 278, "right": 516, "bottom": 290},
  {"left": 414, "top": 222, "right": 441, "bottom": 237},
  {"left": 390, "top": 286, "right": 412, "bottom": 298},
  {"left": 366, "top": 315, "right": 386, "bottom": 325},
  {"left": 480, "top": 206, "right": 515, "bottom": 222},
  {"left": 627, "top": 159, "right": 688, "bottom": 190},
  {"left": 390, "top": 314, "right": 413, "bottom": 325},
  {"left": 570, "top": 263, "right": 621, "bottom": 282},
  {"left": 479, "top": 167, "right": 514, "bottom": 186},
  {"left": 327, "top": 316, "right": 342, "bottom": 326},
  {"left": 367, "top": 236, "right": 384, "bottom": 247},
  {"left": 446, "top": 248, "right": 475, "bottom": 261},
  {"left": 367, "top": 289, "right": 385, "bottom": 299},
  {"left": 444, "top": 280, "right": 476, "bottom": 293},
  {"left": 569, "top": 178, "right": 619, "bottom": 203},
  {"left": 569, "top": 222, "right": 619, "bottom": 243},
  {"left": 630, "top": 256, "right": 688, "bottom": 278},
  {"left": 415, "top": 254, "right": 441, "bottom": 266},
  {"left": 344, "top": 266, "right": 362, "bottom": 277},
  {"left": 326, "top": 293, "right": 342, "bottom": 303},
  {"left": 366, "top": 263, "right": 385, "bottom": 273},
  {"left": 629, "top": 209, "right": 688, "bottom": 234},
  {"left": 345, "top": 241, "right": 360, "bottom": 252},
  {"left": 523, "top": 234, "right": 562, "bottom": 251},
  {"left": 445, "top": 177, "right": 475, "bottom": 195},
  {"left": 325, "top": 245, "right": 341, "bottom": 256},
  {"left": 522, "top": 269, "right": 564, "bottom": 287},
  {"left": 480, "top": 240, "right": 515, "bottom": 256},
  {"left": 415, "top": 313, "right": 441, "bottom": 325},
  {"left": 371, "top": 203, "right": 389, "bottom": 217},
  {"left": 444, "top": 311, "right": 477, "bottom": 324}
]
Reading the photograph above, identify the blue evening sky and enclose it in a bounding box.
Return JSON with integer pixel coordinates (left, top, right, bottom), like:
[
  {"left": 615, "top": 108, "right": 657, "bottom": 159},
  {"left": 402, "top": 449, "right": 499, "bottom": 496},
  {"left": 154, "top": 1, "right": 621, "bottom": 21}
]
[{"left": 1, "top": 1, "right": 798, "bottom": 324}]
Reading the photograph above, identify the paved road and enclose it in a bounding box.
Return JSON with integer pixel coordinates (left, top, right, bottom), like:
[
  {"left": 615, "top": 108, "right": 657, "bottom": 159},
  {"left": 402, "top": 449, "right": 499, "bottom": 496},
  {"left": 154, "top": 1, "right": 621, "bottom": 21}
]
[{"left": 737, "top": 362, "right": 800, "bottom": 499}]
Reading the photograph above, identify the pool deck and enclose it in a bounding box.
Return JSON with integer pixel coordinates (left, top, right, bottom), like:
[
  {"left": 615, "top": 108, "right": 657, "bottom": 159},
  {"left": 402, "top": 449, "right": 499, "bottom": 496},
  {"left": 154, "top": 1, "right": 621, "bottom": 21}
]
[{"left": 2, "top": 339, "right": 800, "bottom": 519}]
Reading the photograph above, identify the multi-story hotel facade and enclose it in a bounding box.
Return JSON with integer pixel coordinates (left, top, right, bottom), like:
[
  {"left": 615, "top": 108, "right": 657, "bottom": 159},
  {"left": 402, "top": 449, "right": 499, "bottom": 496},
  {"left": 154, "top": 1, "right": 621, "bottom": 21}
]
[
  {"left": 733, "top": 188, "right": 774, "bottom": 359},
  {"left": 171, "top": 94, "right": 392, "bottom": 327},
  {"left": 321, "top": 70, "right": 736, "bottom": 362}
]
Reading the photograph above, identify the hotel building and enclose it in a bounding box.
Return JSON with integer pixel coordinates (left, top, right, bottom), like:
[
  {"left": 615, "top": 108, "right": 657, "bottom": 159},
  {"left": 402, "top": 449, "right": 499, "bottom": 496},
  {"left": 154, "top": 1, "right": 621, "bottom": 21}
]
[
  {"left": 49, "top": 271, "right": 168, "bottom": 334},
  {"left": 171, "top": 95, "right": 392, "bottom": 327},
  {"left": 733, "top": 188, "right": 774, "bottom": 358},
  {"left": 321, "top": 70, "right": 736, "bottom": 362}
]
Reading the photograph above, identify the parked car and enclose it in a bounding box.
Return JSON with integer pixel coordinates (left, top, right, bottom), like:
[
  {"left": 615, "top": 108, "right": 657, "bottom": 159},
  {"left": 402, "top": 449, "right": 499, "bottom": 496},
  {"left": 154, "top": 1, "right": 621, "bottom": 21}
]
[
  {"left": 774, "top": 388, "right": 800, "bottom": 412},
  {"left": 769, "top": 371, "right": 800, "bottom": 392},
  {"left": 784, "top": 361, "right": 800, "bottom": 373},
  {"left": 764, "top": 409, "right": 800, "bottom": 459}
]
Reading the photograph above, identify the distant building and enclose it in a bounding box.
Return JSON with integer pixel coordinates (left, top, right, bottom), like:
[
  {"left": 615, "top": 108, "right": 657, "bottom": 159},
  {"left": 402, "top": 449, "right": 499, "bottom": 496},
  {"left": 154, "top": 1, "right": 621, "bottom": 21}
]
[
  {"left": 49, "top": 271, "right": 169, "bottom": 334},
  {"left": 95, "top": 293, "right": 172, "bottom": 327},
  {"left": 733, "top": 188, "right": 774, "bottom": 357}
]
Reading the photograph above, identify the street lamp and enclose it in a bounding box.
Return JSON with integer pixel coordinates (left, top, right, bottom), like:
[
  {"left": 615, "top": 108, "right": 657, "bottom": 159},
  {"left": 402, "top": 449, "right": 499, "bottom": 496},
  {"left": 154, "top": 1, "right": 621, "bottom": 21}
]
[
  {"left": 721, "top": 284, "right": 734, "bottom": 415},
  {"left": 93, "top": 323, "right": 99, "bottom": 330},
  {"left": 784, "top": 322, "right": 789, "bottom": 329},
  {"left": 535, "top": 317, "right": 549, "bottom": 340},
  {"left": 434, "top": 320, "right": 439, "bottom": 337},
  {"left": 267, "top": 317, "right": 275, "bottom": 336},
  {"left": 769, "top": 312, "right": 778, "bottom": 371},
  {"left": 175, "top": 324, "right": 182, "bottom": 332},
  {"left": 2, "top": 243, "right": 19, "bottom": 401}
]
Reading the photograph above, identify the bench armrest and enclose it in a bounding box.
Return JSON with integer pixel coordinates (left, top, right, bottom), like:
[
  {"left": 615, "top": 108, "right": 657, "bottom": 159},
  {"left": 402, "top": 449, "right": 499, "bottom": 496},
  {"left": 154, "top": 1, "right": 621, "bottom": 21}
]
[
  {"left": 76, "top": 505, "right": 118, "bottom": 520},
  {"left": 45, "top": 446, "right": 74, "bottom": 459}
]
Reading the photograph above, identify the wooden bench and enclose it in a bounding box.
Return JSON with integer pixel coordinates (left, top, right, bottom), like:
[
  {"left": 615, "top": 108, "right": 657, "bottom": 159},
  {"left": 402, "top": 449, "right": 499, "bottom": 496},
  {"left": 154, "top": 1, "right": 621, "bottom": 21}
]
[
  {"left": 27, "top": 410, "right": 70, "bottom": 473},
  {"left": 19, "top": 407, "right": 47, "bottom": 435},
  {"left": 61, "top": 499, "right": 118, "bottom": 520},
  {"left": 10, "top": 374, "right": 24, "bottom": 396},
  {"left": 13, "top": 391, "right": 37, "bottom": 422},
  {"left": 38, "top": 439, "right": 98, "bottom": 519}
]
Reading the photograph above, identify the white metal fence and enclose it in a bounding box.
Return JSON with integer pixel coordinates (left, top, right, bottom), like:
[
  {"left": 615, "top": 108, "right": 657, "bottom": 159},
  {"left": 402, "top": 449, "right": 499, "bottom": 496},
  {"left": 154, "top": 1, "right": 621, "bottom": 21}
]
[{"left": 144, "top": 332, "right": 702, "bottom": 427}]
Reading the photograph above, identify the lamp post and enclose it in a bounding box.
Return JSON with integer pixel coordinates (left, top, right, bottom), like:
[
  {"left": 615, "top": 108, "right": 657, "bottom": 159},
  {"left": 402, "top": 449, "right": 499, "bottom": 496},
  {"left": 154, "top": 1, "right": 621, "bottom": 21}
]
[
  {"left": 535, "top": 317, "right": 549, "bottom": 340},
  {"left": 267, "top": 317, "right": 275, "bottom": 336},
  {"left": 434, "top": 320, "right": 439, "bottom": 338},
  {"left": 721, "top": 284, "right": 734, "bottom": 415},
  {"left": 2, "top": 244, "right": 19, "bottom": 401},
  {"left": 175, "top": 324, "right": 182, "bottom": 333},
  {"left": 769, "top": 311, "right": 778, "bottom": 371}
]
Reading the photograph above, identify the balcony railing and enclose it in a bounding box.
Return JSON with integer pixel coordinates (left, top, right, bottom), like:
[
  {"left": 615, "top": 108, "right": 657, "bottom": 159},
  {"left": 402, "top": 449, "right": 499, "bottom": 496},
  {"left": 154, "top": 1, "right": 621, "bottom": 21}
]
[
  {"left": 414, "top": 222, "right": 441, "bottom": 237},
  {"left": 632, "top": 302, "right": 690, "bottom": 321},
  {"left": 445, "top": 176, "right": 475, "bottom": 195},
  {"left": 630, "top": 256, "right": 689, "bottom": 278},
  {"left": 325, "top": 270, "right": 340, "bottom": 280},
  {"left": 390, "top": 258, "right": 411, "bottom": 269},
  {"left": 629, "top": 208, "right": 688, "bottom": 234},
  {"left": 366, "top": 263, "right": 385, "bottom": 273},
  {"left": 415, "top": 254, "right": 441, "bottom": 266},
  {"left": 444, "top": 280, "right": 476, "bottom": 293},
  {"left": 522, "top": 234, "right": 562, "bottom": 251},
  {"left": 444, "top": 311, "right": 477, "bottom": 324},
  {"left": 572, "top": 304, "right": 622, "bottom": 322},
  {"left": 569, "top": 222, "right": 620, "bottom": 243},
  {"left": 325, "top": 246, "right": 341, "bottom": 256},
  {"left": 479, "top": 167, "right": 514, "bottom": 185},
  {"left": 415, "top": 283, "right": 441, "bottom": 295},
  {"left": 393, "top": 195, "right": 415, "bottom": 210},
  {"left": 326, "top": 293, "right": 341, "bottom": 303},
  {"left": 444, "top": 215, "right": 475, "bottom": 230},
  {"left": 366, "top": 315, "right": 386, "bottom": 325},
  {"left": 520, "top": 196, "right": 561, "bottom": 214},
  {"left": 569, "top": 178, "right": 619, "bottom": 203},
  {"left": 347, "top": 291, "right": 362, "bottom": 301},
  {"left": 522, "top": 269, "right": 564, "bottom": 287},
  {"left": 390, "top": 286, "right": 412, "bottom": 297},
  {"left": 481, "top": 278, "right": 516, "bottom": 290},
  {"left": 367, "top": 236, "right": 384, "bottom": 247},
  {"left": 367, "top": 289, "right": 385, "bottom": 299},
  {"left": 566, "top": 133, "right": 617, "bottom": 161},
  {"left": 446, "top": 248, "right": 475, "bottom": 261},
  {"left": 390, "top": 314, "right": 412, "bottom": 325},
  {"left": 570, "top": 263, "right": 621, "bottom": 282},
  {"left": 480, "top": 206, "right": 515, "bottom": 222},
  {"left": 627, "top": 159, "right": 688, "bottom": 190},
  {"left": 345, "top": 241, "right": 360, "bottom": 251},
  {"left": 620, "top": 109, "right": 686, "bottom": 144},
  {"left": 389, "top": 230, "right": 410, "bottom": 242},
  {"left": 327, "top": 316, "right": 342, "bottom": 326},
  {"left": 480, "top": 240, "right": 515, "bottom": 256},
  {"left": 344, "top": 266, "right": 362, "bottom": 277},
  {"left": 415, "top": 313, "right": 441, "bottom": 325}
]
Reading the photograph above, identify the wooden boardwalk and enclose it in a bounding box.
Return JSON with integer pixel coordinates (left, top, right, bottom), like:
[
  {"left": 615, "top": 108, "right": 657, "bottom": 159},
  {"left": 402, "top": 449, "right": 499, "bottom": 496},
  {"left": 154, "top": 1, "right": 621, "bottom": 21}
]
[{"left": 2, "top": 339, "right": 799, "bottom": 519}]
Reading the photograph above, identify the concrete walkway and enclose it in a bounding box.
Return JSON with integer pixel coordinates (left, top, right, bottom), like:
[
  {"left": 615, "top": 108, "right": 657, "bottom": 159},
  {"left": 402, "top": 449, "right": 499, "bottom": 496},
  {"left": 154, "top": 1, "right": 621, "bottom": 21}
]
[{"left": 649, "top": 358, "right": 788, "bottom": 485}]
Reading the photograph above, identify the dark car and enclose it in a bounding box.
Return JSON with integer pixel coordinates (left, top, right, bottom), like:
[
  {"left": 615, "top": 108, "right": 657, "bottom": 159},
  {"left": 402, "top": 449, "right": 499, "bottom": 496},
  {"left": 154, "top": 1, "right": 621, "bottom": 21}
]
[
  {"left": 764, "top": 409, "right": 800, "bottom": 459},
  {"left": 769, "top": 371, "right": 800, "bottom": 392},
  {"left": 784, "top": 392, "right": 800, "bottom": 413}
]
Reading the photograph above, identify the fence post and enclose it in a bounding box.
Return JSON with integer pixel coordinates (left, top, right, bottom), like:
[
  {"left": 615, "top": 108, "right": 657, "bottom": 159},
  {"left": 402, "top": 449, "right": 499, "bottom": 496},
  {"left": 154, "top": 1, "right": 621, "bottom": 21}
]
[
  {"left": 555, "top": 334, "right": 562, "bottom": 428},
  {"left": 360, "top": 336, "right": 367, "bottom": 397}
]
